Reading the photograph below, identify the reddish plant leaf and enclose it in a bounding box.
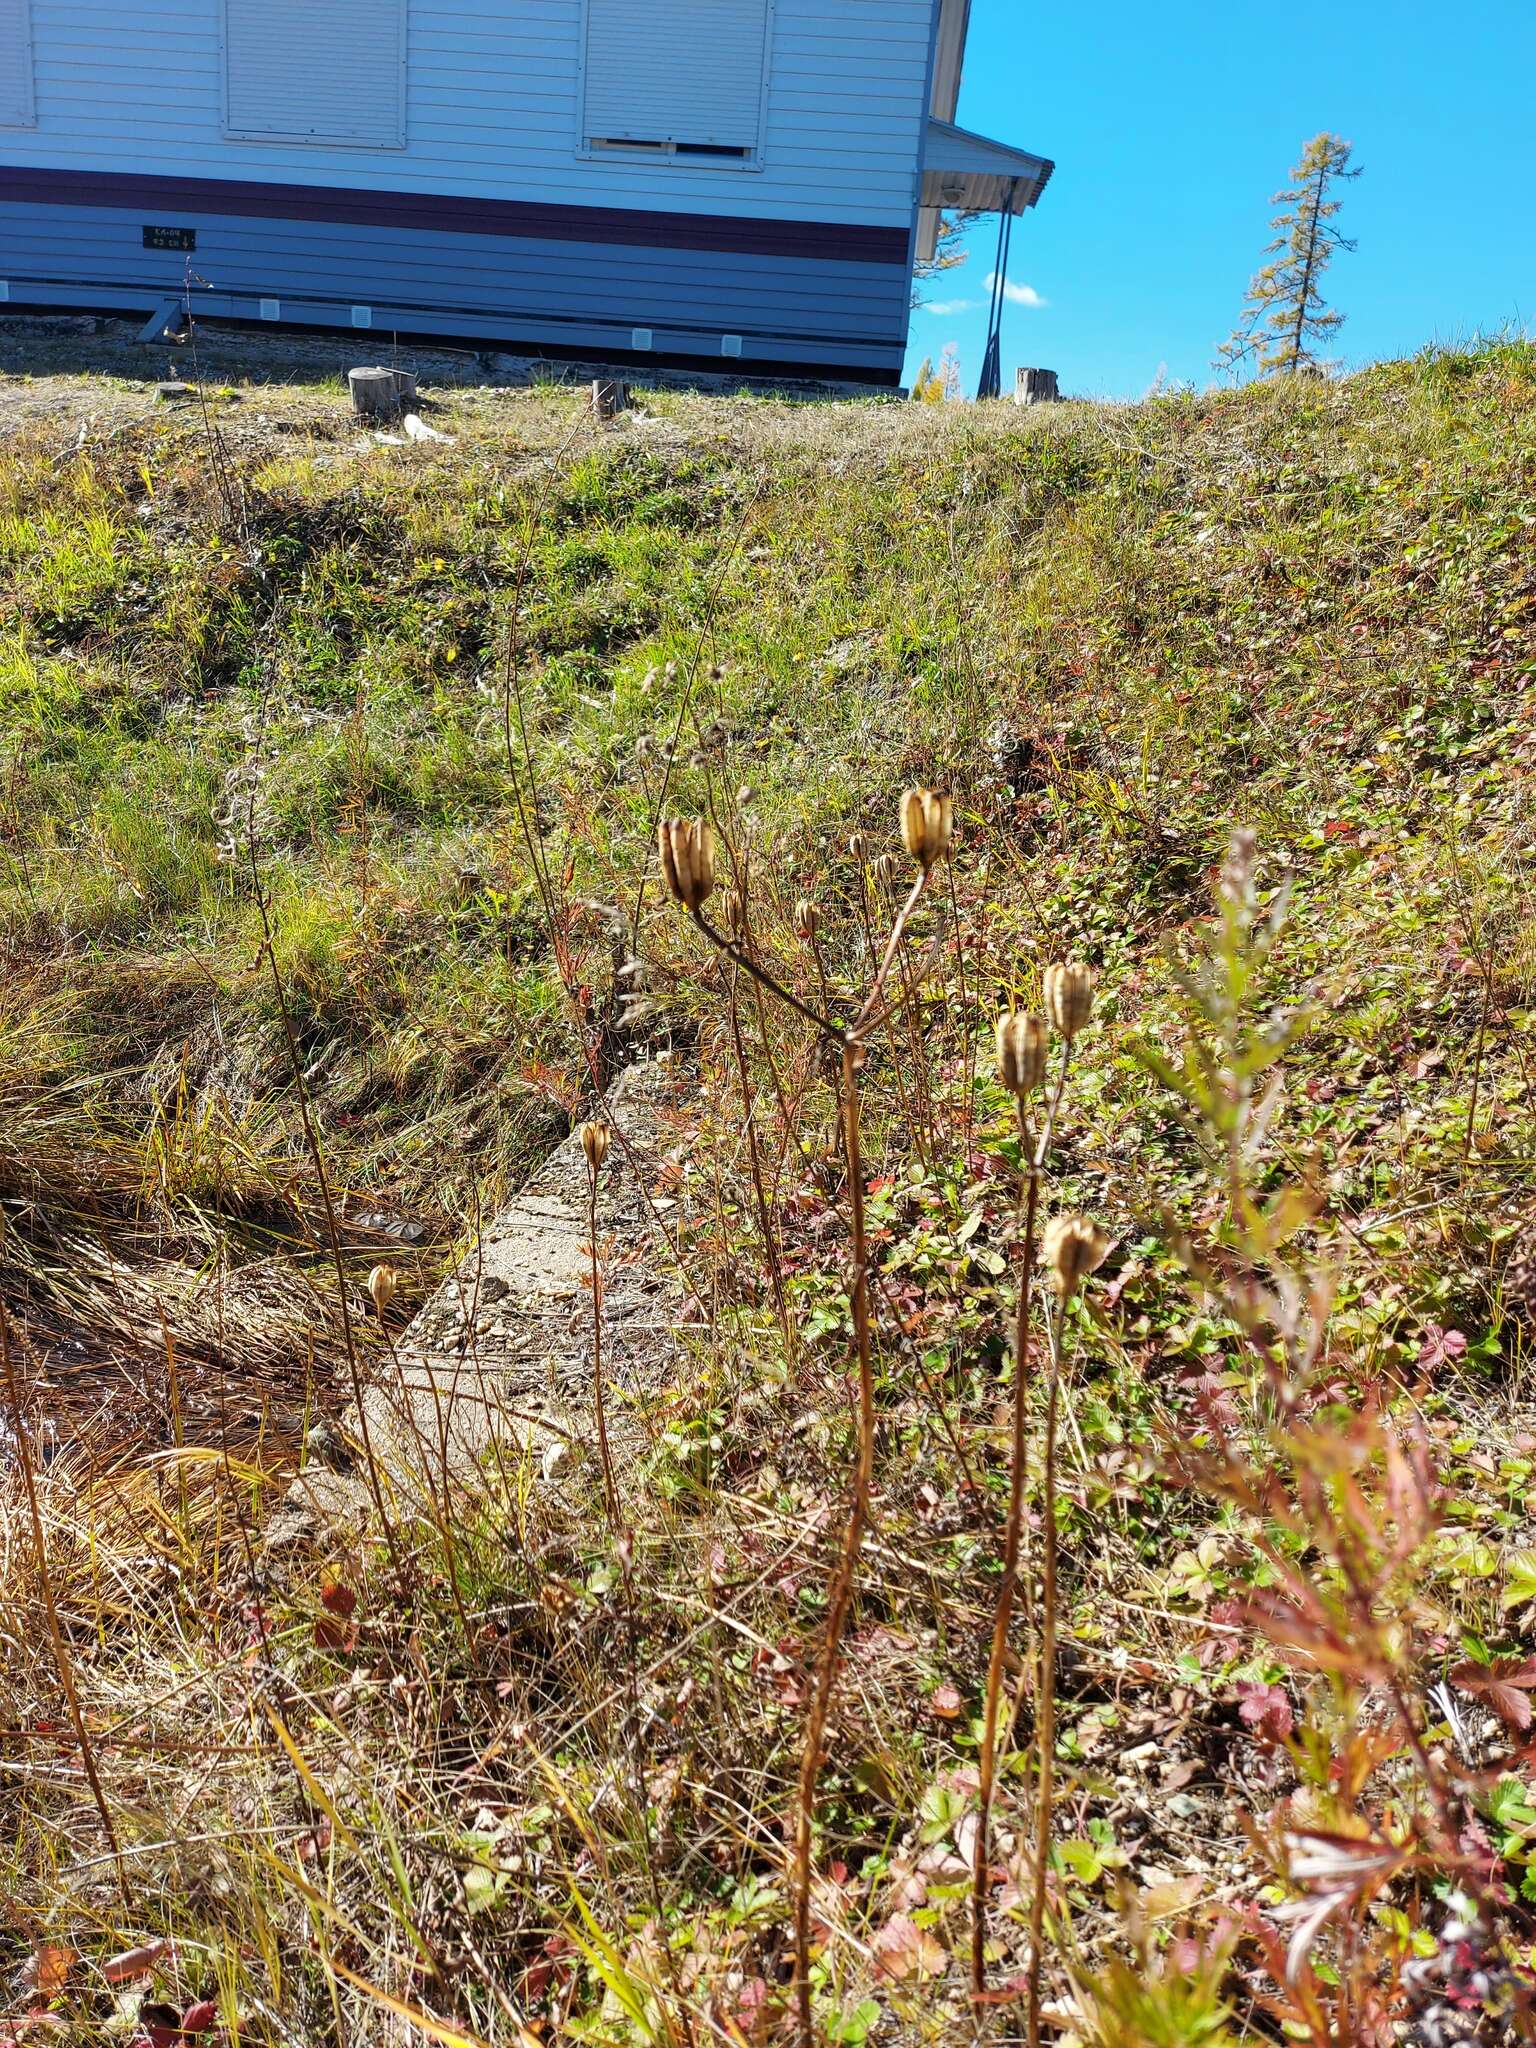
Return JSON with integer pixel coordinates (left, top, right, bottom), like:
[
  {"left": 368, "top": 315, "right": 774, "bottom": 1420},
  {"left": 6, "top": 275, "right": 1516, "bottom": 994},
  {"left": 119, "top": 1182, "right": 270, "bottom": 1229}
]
[
  {"left": 314, "top": 1583, "right": 359, "bottom": 1651},
  {"left": 1450, "top": 1658, "right": 1536, "bottom": 1732},
  {"left": 1235, "top": 1679, "right": 1294, "bottom": 1743},
  {"left": 103, "top": 1941, "right": 171, "bottom": 1985},
  {"left": 179, "top": 2002, "right": 218, "bottom": 2034},
  {"left": 873, "top": 1912, "right": 946, "bottom": 1983},
  {"left": 930, "top": 1683, "right": 963, "bottom": 1721}
]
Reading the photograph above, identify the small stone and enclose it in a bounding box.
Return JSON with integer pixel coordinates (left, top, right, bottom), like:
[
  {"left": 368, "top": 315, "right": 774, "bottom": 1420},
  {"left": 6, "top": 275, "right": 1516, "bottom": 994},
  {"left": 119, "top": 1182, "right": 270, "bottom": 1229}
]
[
  {"left": 541, "top": 1440, "right": 572, "bottom": 1483},
  {"left": 156, "top": 381, "right": 194, "bottom": 402}
]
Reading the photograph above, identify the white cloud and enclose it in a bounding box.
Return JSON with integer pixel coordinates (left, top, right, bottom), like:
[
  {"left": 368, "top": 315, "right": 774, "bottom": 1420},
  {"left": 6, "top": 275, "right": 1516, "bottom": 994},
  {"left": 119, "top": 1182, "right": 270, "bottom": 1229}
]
[
  {"left": 923, "top": 298, "right": 976, "bottom": 315},
  {"left": 984, "top": 273, "right": 1048, "bottom": 308}
]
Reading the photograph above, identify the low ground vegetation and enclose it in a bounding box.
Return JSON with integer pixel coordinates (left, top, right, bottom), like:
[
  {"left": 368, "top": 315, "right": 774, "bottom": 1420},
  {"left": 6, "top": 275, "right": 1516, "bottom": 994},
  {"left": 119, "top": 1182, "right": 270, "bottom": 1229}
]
[{"left": 1, "top": 335, "right": 1535, "bottom": 2044}]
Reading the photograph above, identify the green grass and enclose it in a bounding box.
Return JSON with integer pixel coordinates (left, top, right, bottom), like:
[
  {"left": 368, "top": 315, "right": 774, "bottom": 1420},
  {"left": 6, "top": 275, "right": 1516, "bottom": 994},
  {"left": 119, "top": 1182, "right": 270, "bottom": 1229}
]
[{"left": 2, "top": 339, "right": 1535, "bottom": 2044}]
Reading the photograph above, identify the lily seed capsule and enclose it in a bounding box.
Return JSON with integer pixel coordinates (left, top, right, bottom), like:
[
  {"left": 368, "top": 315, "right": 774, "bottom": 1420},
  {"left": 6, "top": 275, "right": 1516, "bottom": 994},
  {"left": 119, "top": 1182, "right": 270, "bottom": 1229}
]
[
  {"left": 898, "top": 786, "right": 954, "bottom": 870},
  {"left": 1042, "top": 1215, "right": 1110, "bottom": 1300},
  {"left": 657, "top": 818, "right": 716, "bottom": 911},
  {"left": 367, "top": 1263, "right": 399, "bottom": 1316},
  {"left": 795, "top": 898, "right": 820, "bottom": 939},
  {"left": 1042, "top": 960, "right": 1095, "bottom": 1038},
  {"left": 995, "top": 1010, "right": 1048, "bottom": 1097},
  {"left": 580, "top": 1120, "right": 611, "bottom": 1173}
]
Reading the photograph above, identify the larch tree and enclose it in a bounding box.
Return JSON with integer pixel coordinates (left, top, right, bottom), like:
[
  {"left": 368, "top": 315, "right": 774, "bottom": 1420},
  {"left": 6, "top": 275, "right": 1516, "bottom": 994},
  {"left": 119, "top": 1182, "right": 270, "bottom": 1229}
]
[{"left": 1217, "top": 133, "right": 1360, "bottom": 378}]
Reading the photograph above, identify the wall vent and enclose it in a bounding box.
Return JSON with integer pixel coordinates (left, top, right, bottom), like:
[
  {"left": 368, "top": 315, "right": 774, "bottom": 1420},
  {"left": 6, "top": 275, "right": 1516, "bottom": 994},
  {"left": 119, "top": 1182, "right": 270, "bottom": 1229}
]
[
  {"left": 631, "top": 328, "right": 653, "bottom": 351},
  {"left": 352, "top": 305, "right": 373, "bottom": 328},
  {"left": 259, "top": 298, "right": 280, "bottom": 321}
]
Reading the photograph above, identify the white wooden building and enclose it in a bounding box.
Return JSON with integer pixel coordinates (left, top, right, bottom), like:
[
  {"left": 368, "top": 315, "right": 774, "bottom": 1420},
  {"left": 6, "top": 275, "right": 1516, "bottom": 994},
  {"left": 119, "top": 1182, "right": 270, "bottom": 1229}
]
[{"left": 0, "top": 0, "right": 1052, "bottom": 383}]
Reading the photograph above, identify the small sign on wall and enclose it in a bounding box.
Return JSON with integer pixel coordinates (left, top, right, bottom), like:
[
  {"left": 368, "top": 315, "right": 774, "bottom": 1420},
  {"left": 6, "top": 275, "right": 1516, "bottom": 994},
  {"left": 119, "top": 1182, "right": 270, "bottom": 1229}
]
[{"left": 143, "top": 226, "right": 197, "bottom": 252}]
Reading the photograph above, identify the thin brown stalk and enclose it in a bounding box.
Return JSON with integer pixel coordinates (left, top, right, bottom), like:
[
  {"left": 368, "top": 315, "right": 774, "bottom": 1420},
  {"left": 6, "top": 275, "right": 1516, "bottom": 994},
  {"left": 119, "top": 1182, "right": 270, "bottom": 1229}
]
[
  {"left": 245, "top": 821, "right": 402, "bottom": 1576},
  {"left": 379, "top": 1321, "right": 474, "bottom": 1653},
  {"left": 2, "top": 1302, "right": 129, "bottom": 1909},
  {"left": 1027, "top": 1295, "right": 1070, "bottom": 2048},
  {"left": 792, "top": 1033, "right": 874, "bottom": 2048},
  {"left": 724, "top": 961, "right": 793, "bottom": 1358},
  {"left": 684, "top": 849, "right": 933, "bottom": 2048},
  {"left": 970, "top": 1107, "right": 1041, "bottom": 1996},
  {"left": 587, "top": 1158, "right": 620, "bottom": 1530},
  {"left": 946, "top": 861, "right": 977, "bottom": 1166},
  {"left": 972, "top": 1042, "right": 1071, "bottom": 1999}
]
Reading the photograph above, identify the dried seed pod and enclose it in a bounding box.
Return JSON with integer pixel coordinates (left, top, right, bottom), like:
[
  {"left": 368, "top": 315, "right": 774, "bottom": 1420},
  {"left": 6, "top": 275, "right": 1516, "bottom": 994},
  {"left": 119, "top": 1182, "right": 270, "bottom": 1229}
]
[
  {"left": 995, "top": 1010, "right": 1048, "bottom": 1097},
  {"left": 871, "top": 850, "right": 898, "bottom": 891},
  {"left": 795, "top": 897, "right": 820, "bottom": 939},
  {"left": 720, "top": 886, "right": 747, "bottom": 936},
  {"left": 580, "top": 1120, "right": 611, "bottom": 1173},
  {"left": 848, "top": 831, "right": 866, "bottom": 865},
  {"left": 1042, "top": 960, "right": 1095, "bottom": 1039},
  {"left": 898, "top": 786, "right": 954, "bottom": 870},
  {"left": 657, "top": 818, "right": 716, "bottom": 911},
  {"left": 1042, "top": 1215, "right": 1110, "bottom": 1300},
  {"left": 367, "top": 1263, "right": 399, "bottom": 1317}
]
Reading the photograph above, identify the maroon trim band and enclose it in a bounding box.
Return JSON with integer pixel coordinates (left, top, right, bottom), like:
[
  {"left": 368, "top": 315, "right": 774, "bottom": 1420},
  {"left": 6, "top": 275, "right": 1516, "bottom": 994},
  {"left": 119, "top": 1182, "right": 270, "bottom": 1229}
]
[{"left": 0, "top": 165, "right": 908, "bottom": 267}]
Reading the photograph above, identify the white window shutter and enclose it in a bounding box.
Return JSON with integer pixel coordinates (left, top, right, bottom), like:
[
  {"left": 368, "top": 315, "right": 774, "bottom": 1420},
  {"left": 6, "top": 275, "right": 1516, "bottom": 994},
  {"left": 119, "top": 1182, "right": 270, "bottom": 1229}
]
[
  {"left": 224, "top": 0, "right": 405, "bottom": 147},
  {"left": 584, "top": 0, "right": 770, "bottom": 150},
  {"left": 0, "top": 0, "right": 36, "bottom": 129}
]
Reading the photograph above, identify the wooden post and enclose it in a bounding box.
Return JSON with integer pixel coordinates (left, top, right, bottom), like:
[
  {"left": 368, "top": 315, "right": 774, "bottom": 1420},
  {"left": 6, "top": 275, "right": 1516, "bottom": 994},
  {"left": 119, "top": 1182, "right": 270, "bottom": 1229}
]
[
  {"left": 592, "top": 378, "right": 629, "bottom": 421},
  {"left": 1015, "top": 367, "right": 1060, "bottom": 406},
  {"left": 350, "top": 366, "right": 408, "bottom": 421}
]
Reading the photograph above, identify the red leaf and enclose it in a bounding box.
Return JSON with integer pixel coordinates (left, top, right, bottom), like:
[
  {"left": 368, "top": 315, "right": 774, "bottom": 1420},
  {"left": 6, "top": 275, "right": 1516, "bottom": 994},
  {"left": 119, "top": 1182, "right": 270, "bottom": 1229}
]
[
  {"left": 180, "top": 2003, "right": 218, "bottom": 2034},
  {"left": 1451, "top": 1658, "right": 1536, "bottom": 1732},
  {"left": 314, "top": 1582, "right": 359, "bottom": 1650},
  {"left": 103, "top": 1941, "right": 171, "bottom": 1985},
  {"left": 1235, "top": 1679, "right": 1294, "bottom": 1743},
  {"left": 930, "top": 1683, "right": 963, "bottom": 1721},
  {"left": 873, "top": 1913, "right": 946, "bottom": 1983}
]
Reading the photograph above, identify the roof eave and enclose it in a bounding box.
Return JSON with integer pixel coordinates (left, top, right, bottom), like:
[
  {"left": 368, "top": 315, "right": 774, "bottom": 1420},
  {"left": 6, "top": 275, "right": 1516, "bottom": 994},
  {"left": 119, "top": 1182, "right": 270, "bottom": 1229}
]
[{"left": 929, "top": 0, "right": 973, "bottom": 121}]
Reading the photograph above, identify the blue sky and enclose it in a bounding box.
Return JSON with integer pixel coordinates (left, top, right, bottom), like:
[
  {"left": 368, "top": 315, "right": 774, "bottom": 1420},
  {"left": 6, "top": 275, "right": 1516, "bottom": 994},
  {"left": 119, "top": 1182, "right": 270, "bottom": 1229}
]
[{"left": 904, "top": 0, "right": 1536, "bottom": 399}]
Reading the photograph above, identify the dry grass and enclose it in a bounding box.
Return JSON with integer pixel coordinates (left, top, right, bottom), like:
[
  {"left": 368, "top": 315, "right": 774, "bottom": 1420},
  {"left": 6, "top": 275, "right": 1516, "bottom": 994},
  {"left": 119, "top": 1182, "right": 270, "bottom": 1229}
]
[{"left": 2, "top": 332, "right": 1535, "bottom": 2044}]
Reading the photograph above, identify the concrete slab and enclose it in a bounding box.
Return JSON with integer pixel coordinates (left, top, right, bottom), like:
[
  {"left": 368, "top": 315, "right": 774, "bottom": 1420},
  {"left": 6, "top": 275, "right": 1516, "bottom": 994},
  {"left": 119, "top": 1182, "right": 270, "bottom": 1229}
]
[{"left": 265, "top": 1060, "right": 684, "bottom": 1552}]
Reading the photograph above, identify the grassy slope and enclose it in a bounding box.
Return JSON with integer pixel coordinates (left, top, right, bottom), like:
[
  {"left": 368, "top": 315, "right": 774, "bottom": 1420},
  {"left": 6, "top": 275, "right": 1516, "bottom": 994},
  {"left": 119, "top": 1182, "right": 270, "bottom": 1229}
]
[{"left": 2, "top": 342, "right": 1535, "bottom": 2042}]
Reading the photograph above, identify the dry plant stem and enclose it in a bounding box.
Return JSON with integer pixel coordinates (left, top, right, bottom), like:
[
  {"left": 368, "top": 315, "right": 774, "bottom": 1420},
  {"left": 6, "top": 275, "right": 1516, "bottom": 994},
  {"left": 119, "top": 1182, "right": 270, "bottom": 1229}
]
[
  {"left": 690, "top": 865, "right": 931, "bottom": 2048},
  {"left": 246, "top": 825, "right": 402, "bottom": 1575},
  {"left": 380, "top": 1322, "right": 474, "bottom": 1653},
  {"left": 792, "top": 1034, "right": 873, "bottom": 2048},
  {"left": 587, "top": 1161, "right": 620, "bottom": 1528},
  {"left": 2, "top": 1302, "right": 130, "bottom": 1909},
  {"left": 587, "top": 1170, "right": 689, "bottom": 2046},
  {"left": 970, "top": 1100, "right": 1042, "bottom": 1998},
  {"left": 725, "top": 961, "right": 793, "bottom": 1356},
  {"left": 1027, "top": 1299, "right": 1070, "bottom": 2048},
  {"left": 972, "top": 1046, "right": 1070, "bottom": 1998},
  {"left": 946, "top": 862, "right": 976, "bottom": 1165}
]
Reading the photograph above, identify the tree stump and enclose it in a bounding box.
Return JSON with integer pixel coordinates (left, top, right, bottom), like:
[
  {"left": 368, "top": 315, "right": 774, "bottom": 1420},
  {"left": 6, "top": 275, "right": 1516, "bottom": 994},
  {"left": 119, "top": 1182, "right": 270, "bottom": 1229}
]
[
  {"left": 1015, "top": 367, "right": 1060, "bottom": 406},
  {"left": 350, "top": 366, "right": 410, "bottom": 421},
  {"left": 592, "top": 378, "right": 629, "bottom": 421}
]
